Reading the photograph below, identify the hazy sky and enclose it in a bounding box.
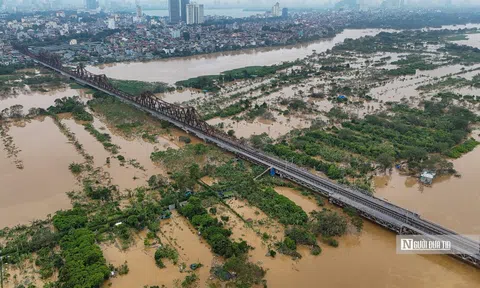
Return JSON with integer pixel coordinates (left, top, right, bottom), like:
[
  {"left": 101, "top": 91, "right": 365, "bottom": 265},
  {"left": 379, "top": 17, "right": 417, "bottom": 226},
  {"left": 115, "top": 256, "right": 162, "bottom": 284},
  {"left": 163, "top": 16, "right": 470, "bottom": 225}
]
[
  {"left": 133, "top": 0, "right": 474, "bottom": 7},
  {"left": 3, "top": 0, "right": 478, "bottom": 9}
]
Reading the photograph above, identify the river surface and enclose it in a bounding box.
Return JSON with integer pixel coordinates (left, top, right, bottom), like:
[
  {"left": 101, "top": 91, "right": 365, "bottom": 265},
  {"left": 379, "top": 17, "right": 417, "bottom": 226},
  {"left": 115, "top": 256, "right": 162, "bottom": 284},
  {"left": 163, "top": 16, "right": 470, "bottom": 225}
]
[
  {"left": 87, "top": 23, "right": 480, "bottom": 85},
  {"left": 375, "top": 132, "right": 480, "bottom": 236},
  {"left": 88, "top": 29, "right": 391, "bottom": 84},
  {"left": 270, "top": 187, "right": 480, "bottom": 288}
]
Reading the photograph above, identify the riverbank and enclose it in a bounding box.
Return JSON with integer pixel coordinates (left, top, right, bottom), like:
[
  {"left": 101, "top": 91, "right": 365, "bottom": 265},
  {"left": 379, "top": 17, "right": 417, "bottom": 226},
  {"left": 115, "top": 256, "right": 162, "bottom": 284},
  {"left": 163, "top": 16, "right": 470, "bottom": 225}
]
[
  {"left": 88, "top": 24, "right": 480, "bottom": 85},
  {"left": 87, "top": 28, "right": 391, "bottom": 84}
]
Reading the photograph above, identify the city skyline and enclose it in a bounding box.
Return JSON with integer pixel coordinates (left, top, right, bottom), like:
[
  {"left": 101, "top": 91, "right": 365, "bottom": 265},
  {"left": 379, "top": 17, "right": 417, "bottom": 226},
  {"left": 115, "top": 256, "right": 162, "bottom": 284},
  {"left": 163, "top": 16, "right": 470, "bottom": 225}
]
[{"left": 1, "top": 0, "right": 480, "bottom": 11}]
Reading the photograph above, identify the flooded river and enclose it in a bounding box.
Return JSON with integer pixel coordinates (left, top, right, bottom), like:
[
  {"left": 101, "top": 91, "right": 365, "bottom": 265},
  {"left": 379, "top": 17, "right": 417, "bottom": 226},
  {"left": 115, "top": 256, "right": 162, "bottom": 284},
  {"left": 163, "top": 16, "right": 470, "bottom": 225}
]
[
  {"left": 88, "top": 29, "right": 391, "bottom": 84},
  {"left": 375, "top": 133, "right": 480, "bottom": 236},
  {"left": 271, "top": 187, "right": 480, "bottom": 288},
  {"left": 87, "top": 24, "right": 480, "bottom": 85}
]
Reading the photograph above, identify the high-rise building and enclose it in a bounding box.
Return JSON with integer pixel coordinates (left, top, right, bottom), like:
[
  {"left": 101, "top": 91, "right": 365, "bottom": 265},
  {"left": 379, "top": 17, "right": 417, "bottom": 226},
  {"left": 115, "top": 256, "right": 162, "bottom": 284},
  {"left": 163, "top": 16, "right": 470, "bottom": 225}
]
[
  {"left": 282, "top": 7, "right": 288, "bottom": 18},
  {"left": 85, "top": 0, "right": 98, "bottom": 10},
  {"left": 168, "top": 0, "right": 181, "bottom": 23},
  {"left": 197, "top": 4, "right": 204, "bottom": 24},
  {"left": 186, "top": 3, "right": 204, "bottom": 25},
  {"left": 136, "top": 4, "right": 142, "bottom": 18},
  {"left": 181, "top": 0, "right": 190, "bottom": 22},
  {"left": 272, "top": 2, "right": 281, "bottom": 17}
]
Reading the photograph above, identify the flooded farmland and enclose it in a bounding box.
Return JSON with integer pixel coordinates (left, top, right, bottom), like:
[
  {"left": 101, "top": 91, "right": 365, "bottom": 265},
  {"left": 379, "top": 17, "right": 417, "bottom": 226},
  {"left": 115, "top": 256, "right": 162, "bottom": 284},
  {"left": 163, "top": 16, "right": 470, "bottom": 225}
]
[
  {"left": 0, "top": 117, "right": 82, "bottom": 227},
  {"left": 0, "top": 87, "right": 90, "bottom": 113},
  {"left": 102, "top": 212, "right": 214, "bottom": 288}
]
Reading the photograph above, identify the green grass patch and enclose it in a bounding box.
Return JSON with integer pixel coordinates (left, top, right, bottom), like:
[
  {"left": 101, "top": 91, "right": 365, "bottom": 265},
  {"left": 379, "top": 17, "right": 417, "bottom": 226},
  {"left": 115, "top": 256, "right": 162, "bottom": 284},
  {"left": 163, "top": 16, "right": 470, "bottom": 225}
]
[
  {"left": 445, "top": 34, "right": 469, "bottom": 41},
  {"left": 445, "top": 138, "right": 479, "bottom": 158},
  {"left": 84, "top": 123, "right": 119, "bottom": 154},
  {"left": 110, "top": 79, "right": 173, "bottom": 95}
]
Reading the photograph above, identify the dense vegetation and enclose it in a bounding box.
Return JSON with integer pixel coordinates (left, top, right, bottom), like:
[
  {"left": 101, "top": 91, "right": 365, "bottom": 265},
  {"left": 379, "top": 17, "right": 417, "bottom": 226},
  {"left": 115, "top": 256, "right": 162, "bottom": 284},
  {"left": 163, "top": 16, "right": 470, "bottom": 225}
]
[
  {"left": 0, "top": 63, "right": 34, "bottom": 75},
  {"left": 440, "top": 43, "right": 480, "bottom": 64},
  {"left": 180, "top": 196, "right": 249, "bottom": 258},
  {"left": 84, "top": 123, "right": 119, "bottom": 154},
  {"left": 58, "top": 228, "right": 110, "bottom": 288},
  {"left": 110, "top": 79, "right": 173, "bottom": 95},
  {"left": 265, "top": 100, "right": 478, "bottom": 187},
  {"left": 47, "top": 96, "right": 93, "bottom": 121},
  {"left": 154, "top": 244, "right": 179, "bottom": 268},
  {"left": 213, "top": 161, "right": 308, "bottom": 225},
  {"left": 151, "top": 144, "right": 357, "bottom": 263},
  {"left": 204, "top": 99, "right": 251, "bottom": 120},
  {"left": 176, "top": 62, "right": 298, "bottom": 91},
  {"left": 334, "top": 29, "right": 476, "bottom": 54}
]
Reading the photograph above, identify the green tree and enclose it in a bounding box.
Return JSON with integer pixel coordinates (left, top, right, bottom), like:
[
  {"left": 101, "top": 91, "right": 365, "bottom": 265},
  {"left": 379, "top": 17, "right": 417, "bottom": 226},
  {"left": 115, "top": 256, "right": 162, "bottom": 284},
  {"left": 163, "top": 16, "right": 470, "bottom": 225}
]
[
  {"left": 376, "top": 152, "right": 395, "bottom": 170},
  {"left": 311, "top": 210, "right": 347, "bottom": 238},
  {"left": 58, "top": 229, "right": 110, "bottom": 287}
]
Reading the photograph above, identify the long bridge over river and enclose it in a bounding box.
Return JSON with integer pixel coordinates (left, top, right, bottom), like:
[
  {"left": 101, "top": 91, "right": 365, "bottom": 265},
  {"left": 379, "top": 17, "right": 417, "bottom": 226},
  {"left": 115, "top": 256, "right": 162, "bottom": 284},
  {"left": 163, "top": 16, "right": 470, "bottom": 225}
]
[{"left": 15, "top": 45, "right": 480, "bottom": 268}]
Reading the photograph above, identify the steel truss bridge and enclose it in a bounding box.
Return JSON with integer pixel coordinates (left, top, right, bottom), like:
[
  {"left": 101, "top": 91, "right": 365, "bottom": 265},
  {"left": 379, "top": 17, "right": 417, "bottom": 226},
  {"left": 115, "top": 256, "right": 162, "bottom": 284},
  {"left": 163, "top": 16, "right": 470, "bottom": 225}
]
[{"left": 14, "top": 45, "right": 480, "bottom": 268}]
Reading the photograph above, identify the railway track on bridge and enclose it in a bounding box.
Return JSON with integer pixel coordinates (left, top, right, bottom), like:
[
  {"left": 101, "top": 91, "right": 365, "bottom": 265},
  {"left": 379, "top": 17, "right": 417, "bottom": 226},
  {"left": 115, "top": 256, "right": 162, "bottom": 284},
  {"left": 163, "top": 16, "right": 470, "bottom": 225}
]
[{"left": 14, "top": 45, "right": 480, "bottom": 268}]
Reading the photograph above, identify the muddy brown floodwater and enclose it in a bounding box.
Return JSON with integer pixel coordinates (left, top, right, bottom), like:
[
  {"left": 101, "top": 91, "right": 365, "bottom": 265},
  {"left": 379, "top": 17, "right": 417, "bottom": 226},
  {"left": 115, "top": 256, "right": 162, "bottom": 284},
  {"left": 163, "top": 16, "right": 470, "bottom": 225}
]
[
  {"left": 87, "top": 24, "right": 480, "bottom": 85},
  {"left": 88, "top": 29, "right": 392, "bottom": 84},
  {"left": 62, "top": 114, "right": 180, "bottom": 191},
  {"left": 0, "top": 117, "right": 82, "bottom": 228},
  {"left": 0, "top": 87, "right": 90, "bottom": 112},
  {"left": 207, "top": 111, "right": 311, "bottom": 139},
  {"left": 102, "top": 212, "right": 214, "bottom": 288},
  {"left": 375, "top": 133, "right": 480, "bottom": 236},
  {"left": 271, "top": 187, "right": 480, "bottom": 288}
]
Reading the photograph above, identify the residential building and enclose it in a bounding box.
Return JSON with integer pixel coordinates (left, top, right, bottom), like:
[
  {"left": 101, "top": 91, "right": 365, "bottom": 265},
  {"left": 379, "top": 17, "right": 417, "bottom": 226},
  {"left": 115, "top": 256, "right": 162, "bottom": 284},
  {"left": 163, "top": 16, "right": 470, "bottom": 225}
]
[
  {"left": 170, "top": 29, "right": 181, "bottom": 38},
  {"left": 107, "top": 18, "right": 115, "bottom": 29},
  {"left": 168, "top": 0, "right": 181, "bottom": 23},
  {"left": 181, "top": 0, "right": 190, "bottom": 22},
  {"left": 272, "top": 2, "right": 281, "bottom": 17},
  {"left": 186, "top": 3, "right": 204, "bottom": 25},
  {"left": 282, "top": 7, "right": 288, "bottom": 18},
  {"left": 420, "top": 171, "right": 436, "bottom": 185}
]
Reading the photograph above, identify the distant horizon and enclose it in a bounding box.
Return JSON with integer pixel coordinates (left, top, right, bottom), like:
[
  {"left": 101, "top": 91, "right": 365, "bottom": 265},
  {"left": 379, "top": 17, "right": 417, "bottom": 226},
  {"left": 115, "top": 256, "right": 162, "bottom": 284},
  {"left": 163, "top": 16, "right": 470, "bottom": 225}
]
[{"left": 2, "top": 0, "right": 480, "bottom": 13}]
